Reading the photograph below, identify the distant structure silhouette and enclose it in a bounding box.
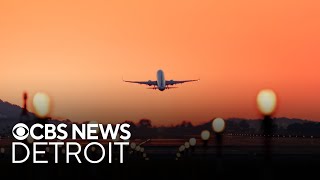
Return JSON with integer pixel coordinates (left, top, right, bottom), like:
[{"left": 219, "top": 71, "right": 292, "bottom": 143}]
[{"left": 19, "top": 92, "right": 30, "bottom": 123}]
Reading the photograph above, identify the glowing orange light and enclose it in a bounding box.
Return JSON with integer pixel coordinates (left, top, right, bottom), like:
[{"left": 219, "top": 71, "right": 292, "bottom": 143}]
[
  {"left": 201, "top": 130, "right": 210, "bottom": 141},
  {"left": 212, "top": 118, "right": 226, "bottom": 133},
  {"left": 189, "top": 138, "right": 197, "bottom": 146},
  {"left": 32, "top": 92, "right": 51, "bottom": 118},
  {"left": 257, "top": 89, "right": 277, "bottom": 116}
]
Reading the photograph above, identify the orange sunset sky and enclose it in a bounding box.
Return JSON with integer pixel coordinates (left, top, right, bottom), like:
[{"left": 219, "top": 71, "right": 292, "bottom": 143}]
[{"left": 0, "top": 0, "right": 319, "bottom": 125}]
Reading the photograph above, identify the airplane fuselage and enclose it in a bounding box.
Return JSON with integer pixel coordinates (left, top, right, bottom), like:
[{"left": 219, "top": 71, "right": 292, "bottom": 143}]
[{"left": 157, "top": 70, "right": 166, "bottom": 91}]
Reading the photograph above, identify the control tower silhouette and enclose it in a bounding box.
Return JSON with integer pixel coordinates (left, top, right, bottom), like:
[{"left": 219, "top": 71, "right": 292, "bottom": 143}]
[{"left": 19, "top": 92, "right": 30, "bottom": 123}]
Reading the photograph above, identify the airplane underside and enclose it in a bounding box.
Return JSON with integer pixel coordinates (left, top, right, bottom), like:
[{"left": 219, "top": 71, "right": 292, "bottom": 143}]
[{"left": 147, "top": 86, "right": 178, "bottom": 91}]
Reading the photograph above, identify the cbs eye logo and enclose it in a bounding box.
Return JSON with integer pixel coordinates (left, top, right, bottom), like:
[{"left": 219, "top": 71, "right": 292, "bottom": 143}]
[{"left": 12, "top": 123, "right": 29, "bottom": 140}]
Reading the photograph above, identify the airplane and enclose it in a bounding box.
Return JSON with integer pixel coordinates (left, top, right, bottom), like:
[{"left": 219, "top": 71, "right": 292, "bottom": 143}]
[{"left": 123, "top": 69, "right": 199, "bottom": 91}]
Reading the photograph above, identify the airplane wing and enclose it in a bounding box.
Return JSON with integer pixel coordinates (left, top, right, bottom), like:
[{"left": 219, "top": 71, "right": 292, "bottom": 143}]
[
  {"left": 123, "top": 79, "right": 158, "bottom": 86},
  {"left": 165, "top": 79, "right": 199, "bottom": 86}
]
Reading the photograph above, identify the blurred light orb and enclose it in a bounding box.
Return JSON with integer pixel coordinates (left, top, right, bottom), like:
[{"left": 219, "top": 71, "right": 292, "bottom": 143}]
[
  {"left": 0, "top": 147, "right": 5, "bottom": 154},
  {"left": 140, "top": 147, "right": 144, "bottom": 153},
  {"left": 135, "top": 146, "right": 141, "bottom": 151},
  {"left": 45, "top": 147, "right": 50, "bottom": 153},
  {"left": 201, "top": 130, "right": 210, "bottom": 141},
  {"left": 257, "top": 89, "right": 277, "bottom": 116},
  {"left": 184, "top": 142, "right": 190, "bottom": 149},
  {"left": 62, "top": 148, "right": 66, "bottom": 154},
  {"left": 179, "top": 145, "right": 185, "bottom": 152},
  {"left": 143, "top": 153, "right": 147, "bottom": 158},
  {"left": 189, "top": 138, "right": 197, "bottom": 146},
  {"left": 176, "top": 152, "right": 181, "bottom": 157},
  {"left": 91, "top": 146, "right": 96, "bottom": 152},
  {"left": 130, "top": 142, "right": 136, "bottom": 149},
  {"left": 33, "top": 92, "right": 51, "bottom": 118},
  {"left": 88, "top": 121, "right": 100, "bottom": 133},
  {"left": 212, "top": 118, "right": 226, "bottom": 133},
  {"left": 27, "top": 135, "right": 34, "bottom": 144}
]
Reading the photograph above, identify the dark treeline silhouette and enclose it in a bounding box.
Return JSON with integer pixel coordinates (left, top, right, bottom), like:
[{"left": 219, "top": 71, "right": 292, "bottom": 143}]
[
  {"left": 1, "top": 115, "right": 320, "bottom": 138},
  {"left": 1, "top": 116, "right": 320, "bottom": 139},
  {"left": 0, "top": 99, "right": 319, "bottom": 138}
]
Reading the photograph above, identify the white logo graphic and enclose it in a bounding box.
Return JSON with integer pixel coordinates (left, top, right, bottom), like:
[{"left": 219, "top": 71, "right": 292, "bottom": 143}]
[{"left": 12, "top": 123, "right": 29, "bottom": 140}]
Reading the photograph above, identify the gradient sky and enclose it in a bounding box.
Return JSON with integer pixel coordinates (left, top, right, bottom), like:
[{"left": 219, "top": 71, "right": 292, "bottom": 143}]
[{"left": 0, "top": 0, "right": 319, "bottom": 125}]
